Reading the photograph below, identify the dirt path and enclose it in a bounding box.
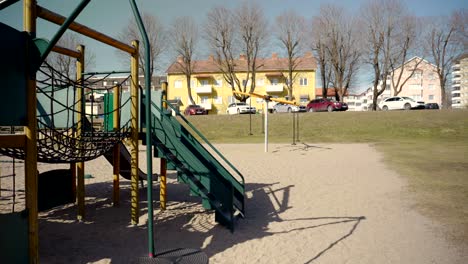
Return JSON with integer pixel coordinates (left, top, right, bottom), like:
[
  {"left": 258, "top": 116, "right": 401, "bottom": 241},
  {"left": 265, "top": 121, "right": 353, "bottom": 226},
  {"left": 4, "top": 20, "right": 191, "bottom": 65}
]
[{"left": 1, "top": 144, "right": 465, "bottom": 263}]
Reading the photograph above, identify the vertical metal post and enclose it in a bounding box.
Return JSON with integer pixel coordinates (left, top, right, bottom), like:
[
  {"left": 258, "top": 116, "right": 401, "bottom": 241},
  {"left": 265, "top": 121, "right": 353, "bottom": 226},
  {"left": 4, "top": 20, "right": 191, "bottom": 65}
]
[
  {"left": 264, "top": 100, "right": 269, "bottom": 152},
  {"left": 113, "top": 85, "right": 121, "bottom": 206},
  {"left": 160, "top": 159, "right": 167, "bottom": 210},
  {"left": 296, "top": 112, "right": 300, "bottom": 142},
  {"left": 292, "top": 111, "right": 296, "bottom": 145},
  {"left": 130, "top": 40, "right": 139, "bottom": 225},
  {"left": 262, "top": 103, "right": 265, "bottom": 134},
  {"left": 160, "top": 82, "right": 167, "bottom": 210},
  {"left": 24, "top": 1, "right": 39, "bottom": 262},
  {"left": 76, "top": 45, "right": 85, "bottom": 221},
  {"left": 129, "top": 0, "right": 154, "bottom": 257},
  {"left": 249, "top": 97, "right": 252, "bottom": 135}
]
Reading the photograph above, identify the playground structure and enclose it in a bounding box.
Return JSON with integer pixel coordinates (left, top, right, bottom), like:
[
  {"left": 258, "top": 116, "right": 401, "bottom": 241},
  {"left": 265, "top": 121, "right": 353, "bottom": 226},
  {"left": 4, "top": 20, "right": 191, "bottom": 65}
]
[
  {"left": 0, "top": 1, "right": 245, "bottom": 263},
  {"left": 233, "top": 91, "right": 302, "bottom": 152}
]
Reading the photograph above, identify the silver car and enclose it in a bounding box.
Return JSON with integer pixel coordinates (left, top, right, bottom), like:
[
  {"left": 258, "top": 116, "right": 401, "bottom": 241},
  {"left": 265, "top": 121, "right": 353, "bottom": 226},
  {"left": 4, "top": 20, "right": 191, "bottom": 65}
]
[{"left": 272, "top": 103, "right": 306, "bottom": 113}]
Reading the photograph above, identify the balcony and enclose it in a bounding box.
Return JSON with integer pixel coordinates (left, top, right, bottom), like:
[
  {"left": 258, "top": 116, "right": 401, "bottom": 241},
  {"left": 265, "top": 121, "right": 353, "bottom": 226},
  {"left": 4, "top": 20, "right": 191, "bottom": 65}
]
[
  {"left": 195, "top": 85, "right": 213, "bottom": 94},
  {"left": 265, "top": 84, "right": 284, "bottom": 93},
  {"left": 200, "top": 103, "right": 212, "bottom": 110}
]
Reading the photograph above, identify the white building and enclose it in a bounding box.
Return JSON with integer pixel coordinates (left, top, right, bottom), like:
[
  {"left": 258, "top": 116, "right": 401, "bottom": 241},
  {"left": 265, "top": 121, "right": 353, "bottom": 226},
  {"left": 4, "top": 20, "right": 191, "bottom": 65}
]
[{"left": 452, "top": 54, "right": 468, "bottom": 109}]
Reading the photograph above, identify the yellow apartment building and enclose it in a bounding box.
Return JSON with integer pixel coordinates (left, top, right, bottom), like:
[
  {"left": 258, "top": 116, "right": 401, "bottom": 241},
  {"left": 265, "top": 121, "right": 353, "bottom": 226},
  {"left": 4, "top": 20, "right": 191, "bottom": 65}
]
[{"left": 166, "top": 52, "right": 317, "bottom": 114}]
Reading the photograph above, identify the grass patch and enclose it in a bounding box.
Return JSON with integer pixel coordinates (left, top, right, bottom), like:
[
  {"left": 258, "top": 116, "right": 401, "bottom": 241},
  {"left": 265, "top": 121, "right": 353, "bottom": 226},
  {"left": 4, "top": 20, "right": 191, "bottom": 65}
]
[{"left": 185, "top": 109, "right": 468, "bottom": 245}]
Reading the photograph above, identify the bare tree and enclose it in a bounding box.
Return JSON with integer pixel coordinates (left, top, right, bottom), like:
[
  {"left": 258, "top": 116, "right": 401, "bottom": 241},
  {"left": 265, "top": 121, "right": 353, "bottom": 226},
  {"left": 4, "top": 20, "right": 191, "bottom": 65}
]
[
  {"left": 275, "top": 10, "right": 306, "bottom": 100},
  {"left": 453, "top": 9, "right": 468, "bottom": 47},
  {"left": 171, "top": 16, "right": 198, "bottom": 105},
  {"left": 311, "top": 5, "right": 361, "bottom": 102},
  {"left": 424, "top": 11, "right": 464, "bottom": 109},
  {"left": 389, "top": 15, "right": 423, "bottom": 96},
  {"left": 46, "top": 32, "right": 95, "bottom": 81},
  {"left": 361, "top": 0, "right": 411, "bottom": 110},
  {"left": 311, "top": 15, "right": 333, "bottom": 99},
  {"left": 117, "top": 12, "right": 166, "bottom": 76},
  {"left": 235, "top": 1, "right": 268, "bottom": 98},
  {"left": 205, "top": 7, "right": 240, "bottom": 99},
  {"left": 204, "top": 3, "right": 267, "bottom": 102}
]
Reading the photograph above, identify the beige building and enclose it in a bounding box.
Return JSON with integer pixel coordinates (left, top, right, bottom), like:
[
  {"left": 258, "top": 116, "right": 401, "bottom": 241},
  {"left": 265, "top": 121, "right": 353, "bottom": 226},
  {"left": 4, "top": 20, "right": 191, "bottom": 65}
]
[{"left": 390, "top": 56, "right": 441, "bottom": 106}]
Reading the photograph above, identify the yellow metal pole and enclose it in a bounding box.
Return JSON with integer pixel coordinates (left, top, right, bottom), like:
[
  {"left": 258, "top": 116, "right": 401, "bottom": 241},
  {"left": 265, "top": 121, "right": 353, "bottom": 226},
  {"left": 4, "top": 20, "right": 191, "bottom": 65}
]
[
  {"left": 113, "top": 84, "right": 121, "bottom": 206},
  {"left": 76, "top": 45, "right": 85, "bottom": 220},
  {"left": 24, "top": 1, "right": 39, "bottom": 263},
  {"left": 160, "top": 82, "right": 167, "bottom": 210},
  {"left": 130, "top": 40, "right": 139, "bottom": 225},
  {"left": 160, "top": 159, "right": 167, "bottom": 210}
]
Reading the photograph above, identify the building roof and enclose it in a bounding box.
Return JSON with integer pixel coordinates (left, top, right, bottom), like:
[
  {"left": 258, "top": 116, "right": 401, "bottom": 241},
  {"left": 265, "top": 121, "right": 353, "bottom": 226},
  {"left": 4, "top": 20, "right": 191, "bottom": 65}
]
[
  {"left": 166, "top": 52, "right": 317, "bottom": 75},
  {"left": 392, "top": 56, "right": 437, "bottom": 72}
]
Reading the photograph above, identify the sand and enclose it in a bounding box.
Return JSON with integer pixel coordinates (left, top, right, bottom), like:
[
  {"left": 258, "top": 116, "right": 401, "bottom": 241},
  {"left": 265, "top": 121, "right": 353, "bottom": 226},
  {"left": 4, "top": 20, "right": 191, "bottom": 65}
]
[{"left": 1, "top": 143, "right": 466, "bottom": 263}]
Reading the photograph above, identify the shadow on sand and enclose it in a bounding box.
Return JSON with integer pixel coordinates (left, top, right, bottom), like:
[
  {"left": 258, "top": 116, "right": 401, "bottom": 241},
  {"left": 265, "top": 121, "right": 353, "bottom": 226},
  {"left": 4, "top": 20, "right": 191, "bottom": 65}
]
[{"left": 38, "top": 174, "right": 364, "bottom": 263}]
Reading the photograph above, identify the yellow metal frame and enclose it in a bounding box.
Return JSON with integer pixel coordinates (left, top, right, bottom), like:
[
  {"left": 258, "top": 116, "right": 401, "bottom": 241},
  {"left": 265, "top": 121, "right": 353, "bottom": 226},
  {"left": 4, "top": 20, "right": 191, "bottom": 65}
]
[{"left": 3, "top": 1, "right": 142, "bottom": 262}]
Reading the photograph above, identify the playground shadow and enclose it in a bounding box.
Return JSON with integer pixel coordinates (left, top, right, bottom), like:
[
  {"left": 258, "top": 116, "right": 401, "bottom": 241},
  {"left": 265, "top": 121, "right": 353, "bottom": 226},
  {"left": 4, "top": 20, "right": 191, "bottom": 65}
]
[
  {"left": 38, "top": 177, "right": 365, "bottom": 263},
  {"left": 271, "top": 142, "right": 333, "bottom": 154}
]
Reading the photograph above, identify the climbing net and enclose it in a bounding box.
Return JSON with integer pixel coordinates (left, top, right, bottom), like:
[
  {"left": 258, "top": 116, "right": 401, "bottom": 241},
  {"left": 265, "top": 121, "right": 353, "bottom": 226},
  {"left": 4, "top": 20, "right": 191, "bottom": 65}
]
[{"left": 0, "top": 63, "right": 133, "bottom": 163}]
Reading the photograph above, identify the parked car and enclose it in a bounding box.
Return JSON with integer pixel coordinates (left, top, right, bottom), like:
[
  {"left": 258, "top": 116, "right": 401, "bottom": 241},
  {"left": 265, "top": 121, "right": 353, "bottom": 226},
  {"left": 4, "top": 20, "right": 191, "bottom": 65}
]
[
  {"left": 424, "top": 103, "right": 439, "bottom": 109},
  {"left": 306, "top": 98, "right": 348, "bottom": 112},
  {"left": 226, "top": 102, "right": 256, "bottom": 115},
  {"left": 273, "top": 103, "right": 306, "bottom": 113},
  {"left": 378, "top": 96, "right": 425, "bottom": 110},
  {"left": 183, "top": 105, "right": 207, "bottom": 115}
]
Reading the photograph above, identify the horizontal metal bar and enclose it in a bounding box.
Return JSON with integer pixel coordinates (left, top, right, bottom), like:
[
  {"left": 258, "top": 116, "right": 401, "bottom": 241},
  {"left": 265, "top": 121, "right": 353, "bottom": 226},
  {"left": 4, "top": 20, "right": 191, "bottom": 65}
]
[
  {"left": 36, "top": 5, "right": 136, "bottom": 55},
  {"left": 52, "top": 45, "right": 81, "bottom": 58},
  {"left": 0, "top": 134, "right": 26, "bottom": 148},
  {"left": 83, "top": 70, "right": 131, "bottom": 76}
]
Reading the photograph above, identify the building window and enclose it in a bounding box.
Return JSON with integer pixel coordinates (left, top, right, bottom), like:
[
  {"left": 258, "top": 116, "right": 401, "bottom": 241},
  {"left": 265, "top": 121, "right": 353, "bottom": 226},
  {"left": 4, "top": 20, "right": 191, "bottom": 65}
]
[
  {"left": 271, "top": 78, "right": 279, "bottom": 85},
  {"left": 103, "top": 81, "right": 107, "bottom": 86},
  {"left": 411, "top": 70, "right": 422, "bottom": 79},
  {"left": 256, "top": 98, "right": 264, "bottom": 103},
  {"left": 190, "top": 80, "right": 196, "bottom": 88},
  {"left": 428, "top": 84, "right": 434, "bottom": 90},
  {"left": 300, "top": 78, "right": 308, "bottom": 86},
  {"left": 200, "top": 96, "right": 209, "bottom": 104},
  {"left": 215, "top": 79, "right": 223, "bottom": 87},
  {"left": 257, "top": 78, "right": 264, "bottom": 86},
  {"left": 174, "top": 80, "right": 182, "bottom": 89},
  {"left": 428, "top": 95, "right": 434, "bottom": 100},
  {"left": 428, "top": 73, "right": 435, "bottom": 80},
  {"left": 214, "top": 96, "right": 222, "bottom": 104},
  {"left": 228, "top": 96, "right": 236, "bottom": 104},
  {"left": 410, "top": 84, "right": 422, "bottom": 90},
  {"left": 200, "top": 79, "right": 209, "bottom": 86}
]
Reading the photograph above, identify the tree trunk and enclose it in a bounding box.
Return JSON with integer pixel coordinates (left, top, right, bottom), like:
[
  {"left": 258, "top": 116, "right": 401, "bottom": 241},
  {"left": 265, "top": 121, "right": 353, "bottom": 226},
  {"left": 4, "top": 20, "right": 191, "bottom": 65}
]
[
  {"left": 186, "top": 75, "right": 195, "bottom": 105},
  {"left": 372, "top": 85, "right": 379, "bottom": 111},
  {"left": 440, "top": 78, "right": 447, "bottom": 109}
]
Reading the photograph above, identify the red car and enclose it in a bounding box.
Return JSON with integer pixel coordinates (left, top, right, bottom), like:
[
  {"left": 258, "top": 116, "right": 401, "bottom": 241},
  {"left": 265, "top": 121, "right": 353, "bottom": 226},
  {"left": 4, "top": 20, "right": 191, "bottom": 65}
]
[
  {"left": 306, "top": 98, "right": 348, "bottom": 112},
  {"left": 183, "top": 105, "right": 208, "bottom": 115}
]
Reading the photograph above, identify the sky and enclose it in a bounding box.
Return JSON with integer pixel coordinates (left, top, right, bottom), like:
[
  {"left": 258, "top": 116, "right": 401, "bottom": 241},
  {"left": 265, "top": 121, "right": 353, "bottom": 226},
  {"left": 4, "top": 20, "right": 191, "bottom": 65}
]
[{"left": 1, "top": 0, "right": 466, "bottom": 91}]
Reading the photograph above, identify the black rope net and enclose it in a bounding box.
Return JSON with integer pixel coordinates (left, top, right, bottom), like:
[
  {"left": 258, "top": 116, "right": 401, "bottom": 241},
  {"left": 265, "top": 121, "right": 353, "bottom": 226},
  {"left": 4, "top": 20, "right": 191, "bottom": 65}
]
[{"left": 0, "top": 63, "right": 133, "bottom": 163}]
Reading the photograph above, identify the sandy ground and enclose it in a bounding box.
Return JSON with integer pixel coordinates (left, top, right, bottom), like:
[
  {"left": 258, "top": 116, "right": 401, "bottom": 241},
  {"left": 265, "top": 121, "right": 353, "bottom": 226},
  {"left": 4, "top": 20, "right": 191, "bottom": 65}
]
[{"left": 1, "top": 143, "right": 466, "bottom": 263}]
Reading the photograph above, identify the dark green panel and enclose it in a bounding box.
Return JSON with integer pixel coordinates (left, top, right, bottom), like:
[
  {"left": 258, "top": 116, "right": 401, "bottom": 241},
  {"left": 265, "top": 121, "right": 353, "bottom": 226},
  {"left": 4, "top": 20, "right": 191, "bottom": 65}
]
[
  {"left": 0, "top": 211, "right": 29, "bottom": 263},
  {"left": 0, "top": 22, "right": 29, "bottom": 125},
  {"left": 104, "top": 93, "right": 114, "bottom": 132}
]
